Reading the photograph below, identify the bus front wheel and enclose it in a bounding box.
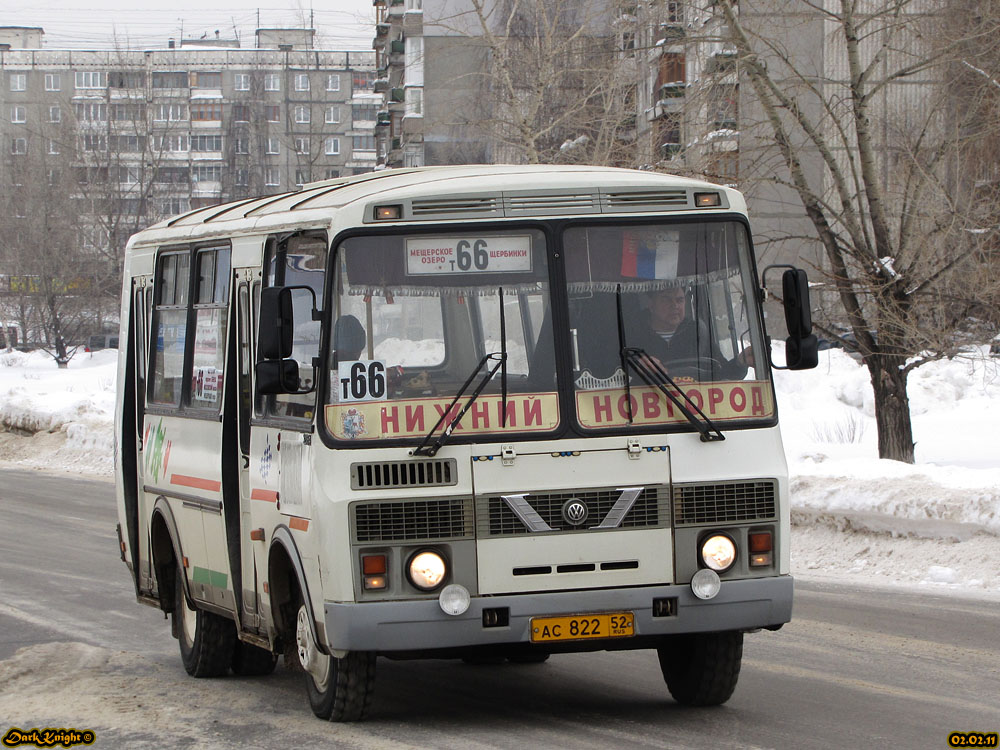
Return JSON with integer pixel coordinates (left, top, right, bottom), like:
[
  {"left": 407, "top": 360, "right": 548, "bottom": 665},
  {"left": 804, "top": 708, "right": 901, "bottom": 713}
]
[
  {"left": 173, "top": 564, "right": 236, "bottom": 677},
  {"left": 656, "top": 631, "right": 743, "bottom": 706},
  {"left": 295, "top": 603, "right": 375, "bottom": 721}
]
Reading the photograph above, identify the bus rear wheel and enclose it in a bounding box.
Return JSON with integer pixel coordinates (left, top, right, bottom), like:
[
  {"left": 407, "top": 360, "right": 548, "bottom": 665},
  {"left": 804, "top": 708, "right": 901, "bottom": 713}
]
[
  {"left": 173, "top": 564, "right": 236, "bottom": 677},
  {"left": 657, "top": 631, "right": 743, "bottom": 706},
  {"left": 295, "top": 603, "right": 375, "bottom": 721}
]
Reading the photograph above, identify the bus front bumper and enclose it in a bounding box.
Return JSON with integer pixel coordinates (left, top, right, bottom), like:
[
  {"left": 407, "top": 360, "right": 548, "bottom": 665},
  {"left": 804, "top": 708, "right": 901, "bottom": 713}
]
[{"left": 323, "top": 575, "right": 793, "bottom": 653}]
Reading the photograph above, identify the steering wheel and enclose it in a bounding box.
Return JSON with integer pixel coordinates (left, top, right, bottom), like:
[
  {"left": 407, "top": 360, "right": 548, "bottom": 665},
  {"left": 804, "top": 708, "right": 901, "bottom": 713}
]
[{"left": 665, "top": 357, "right": 725, "bottom": 380}]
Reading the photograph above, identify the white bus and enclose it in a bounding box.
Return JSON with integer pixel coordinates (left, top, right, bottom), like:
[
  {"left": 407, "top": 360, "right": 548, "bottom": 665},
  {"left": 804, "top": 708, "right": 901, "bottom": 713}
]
[{"left": 115, "top": 165, "right": 817, "bottom": 721}]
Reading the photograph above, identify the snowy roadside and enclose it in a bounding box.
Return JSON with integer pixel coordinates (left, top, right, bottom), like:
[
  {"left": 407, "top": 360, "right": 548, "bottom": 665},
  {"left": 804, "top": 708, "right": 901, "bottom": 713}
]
[{"left": 1, "top": 345, "right": 998, "bottom": 596}]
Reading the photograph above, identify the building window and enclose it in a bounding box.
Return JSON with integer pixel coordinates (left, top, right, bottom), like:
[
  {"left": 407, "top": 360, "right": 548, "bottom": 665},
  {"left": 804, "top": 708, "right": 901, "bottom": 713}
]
[
  {"left": 193, "top": 164, "right": 223, "bottom": 183},
  {"left": 405, "top": 87, "right": 423, "bottom": 117},
  {"left": 110, "top": 135, "right": 144, "bottom": 152},
  {"left": 154, "top": 166, "right": 188, "bottom": 184},
  {"left": 264, "top": 73, "right": 280, "bottom": 91},
  {"left": 49, "top": 105, "right": 61, "bottom": 123},
  {"left": 152, "top": 72, "right": 187, "bottom": 89},
  {"left": 352, "top": 70, "right": 374, "bottom": 89},
  {"left": 120, "top": 166, "right": 140, "bottom": 184},
  {"left": 324, "top": 168, "right": 340, "bottom": 180},
  {"left": 353, "top": 135, "right": 375, "bottom": 151},
  {"left": 48, "top": 139, "right": 60, "bottom": 155},
  {"left": 266, "top": 137, "right": 280, "bottom": 154},
  {"left": 193, "top": 71, "right": 222, "bottom": 88},
  {"left": 109, "top": 71, "right": 144, "bottom": 88},
  {"left": 75, "top": 71, "right": 106, "bottom": 89},
  {"left": 265, "top": 167, "right": 280, "bottom": 186},
  {"left": 264, "top": 105, "right": 280, "bottom": 122},
  {"left": 9, "top": 74, "right": 26, "bottom": 92},
  {"left": 295, "top": 73, "right": 310, "bottom": 91},
  {"left": 44, "top": 73, "right": 61, "bottom": 91},
  {"left": 11, "top": 106, "right": 26, "bottom": 124},
  {"left": 159, "top": 198, "right": 190, "bottom": 215},
  {"left": 294, "top": 137, "right": 309, "bottom": 154},
  {"left": 75, "top": 102, "right": 107, "bottom": 122},
  {"left": 326, "top": 74, "right": 341, "bottom": 92},
  {"left": 403, "top": 145, "right": 424, "bottom": 168},
  {"left": 352, "top": 103, "right": 377, "bottom": 122},
  {"left": 325, "top": 105, "right": 340, "bottom": 124},
  {"left": 112, "top": 103, "right": 146, "bottom": 122},
  {"left": 234, "top": 135, "right": 249, "bottom": 154},
  {"left": 324, "top": 137, "right": 340, "bottom": 155},
  {"left": 405, "top": 37, "right": 424, "bottom": 86},
  {"left": 232, "top": 103, "right": 250, "bottom": 122},
  {"left": 294, "top": 105, "right": 310, "bottom": 124},
  {"left": 234, "top": 73, "right": 250, "bottom": 91},
  {"left": 235, "top": 168, "right": 248, "bottom": 186},
  {"left": 191, "top": 135, "right": 223, "bottom": 152},
  {"left": 295, "top": 168, "right": 308, "bottom": 186},
  {"left": 81, "top": 134, "right": 107, "bottom": 152},
  {"left": 153, "top": 134, "right": 188, "bottom": 152},
  {"left": 406, "top": 0, "right": 422, "bottom": 9},
  {"left": 153, "top": 103, "right": 187, "bottom": 121},
  {"left": 190, "top": 101, "right": 223, "bottom": 121}
]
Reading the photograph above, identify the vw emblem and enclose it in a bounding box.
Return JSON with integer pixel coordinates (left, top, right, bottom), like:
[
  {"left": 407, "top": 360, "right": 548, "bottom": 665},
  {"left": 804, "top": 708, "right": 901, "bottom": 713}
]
[{"left": 561, "top": 498, "right": 589, "bottom": 527}]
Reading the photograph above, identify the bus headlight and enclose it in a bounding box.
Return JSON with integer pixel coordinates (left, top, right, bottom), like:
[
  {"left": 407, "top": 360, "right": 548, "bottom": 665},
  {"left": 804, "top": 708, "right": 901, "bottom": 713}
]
[
  {"left": 701, "top": 534, "right": 736, "bottom": 573},
  {"left": 407, "top": 550, "right": 447, "bottom": 591}
]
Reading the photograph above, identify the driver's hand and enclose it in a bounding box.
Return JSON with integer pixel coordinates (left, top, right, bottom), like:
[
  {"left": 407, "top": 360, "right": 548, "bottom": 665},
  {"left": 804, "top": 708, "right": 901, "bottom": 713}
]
[{"left": 738, "top": 345, "right": 755, "bottom": 367}]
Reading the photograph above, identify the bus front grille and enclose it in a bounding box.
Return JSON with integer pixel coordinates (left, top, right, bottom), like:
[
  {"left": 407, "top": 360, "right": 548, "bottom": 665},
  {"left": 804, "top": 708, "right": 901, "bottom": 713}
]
[
  {"left": 672, "top": 480, "right": 777, "bottom": 526},
  {"left": 352, "top": 497, "right": 474, "bottom": 543},
  {"left": 351, "top": 459, "right": 458, "bottom": 489},
  {"left": 479, "top": 486, "right": 667, "bottom": 537}
]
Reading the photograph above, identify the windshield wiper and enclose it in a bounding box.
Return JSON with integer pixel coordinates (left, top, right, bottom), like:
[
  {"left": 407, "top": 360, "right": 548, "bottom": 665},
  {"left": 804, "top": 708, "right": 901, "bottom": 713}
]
[
  {"left": 615, "top": 285, "right": 725, "bottom": 443},
  {"left": 412, "top": 287, "right": 509, "bottom": 457}
]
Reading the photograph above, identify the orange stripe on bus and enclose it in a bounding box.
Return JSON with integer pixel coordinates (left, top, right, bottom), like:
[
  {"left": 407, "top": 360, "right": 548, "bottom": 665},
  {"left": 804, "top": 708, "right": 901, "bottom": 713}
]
[
  {"left": 289, "top": 517, "right": 309, "bottom": 532},
  {"left": 251, "top": 489, "right": 279, "bottom": 503},
  {"left": 170, "top": 474, "right": 222, "bottom": 492}
]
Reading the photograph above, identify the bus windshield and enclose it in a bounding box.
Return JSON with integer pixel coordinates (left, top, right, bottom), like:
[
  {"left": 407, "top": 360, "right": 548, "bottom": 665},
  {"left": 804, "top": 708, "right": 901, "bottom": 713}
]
[
  {"left": 565, "top": 220, "right": 774, "bottom": 430},
  {"left": 326, "top": 228, "right": 558, "bottom": 442}
]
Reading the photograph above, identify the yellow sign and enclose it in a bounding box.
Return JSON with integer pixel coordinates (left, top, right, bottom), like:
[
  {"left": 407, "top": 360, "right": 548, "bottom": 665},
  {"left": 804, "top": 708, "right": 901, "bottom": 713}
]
[
  {"left": 575, "top": 381, "right": 774, "bottom": 428},
  {"left": 327, "top": 392, "right": 560, "bottom": 440},
  {"left": 2, "top": 728, "right": 96, "bottom": 748}
]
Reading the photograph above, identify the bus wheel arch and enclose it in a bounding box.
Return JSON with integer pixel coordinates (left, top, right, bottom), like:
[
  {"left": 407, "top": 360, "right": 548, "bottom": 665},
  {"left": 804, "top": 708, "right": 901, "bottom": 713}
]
[
  {"left": 149, "top": 499, "right": 184, "bottom": 614},
  {"left": 267, "top": 527, "right": 319, "bottom": 653}
]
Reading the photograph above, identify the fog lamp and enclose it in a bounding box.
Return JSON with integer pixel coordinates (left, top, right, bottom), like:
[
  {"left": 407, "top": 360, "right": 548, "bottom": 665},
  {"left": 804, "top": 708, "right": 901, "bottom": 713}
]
[
  {"left": 691, "top": 568, "right": 722, "bottom": 600},
  {"left": 438, "top": 584, "right": 471, "bottom": 616}
]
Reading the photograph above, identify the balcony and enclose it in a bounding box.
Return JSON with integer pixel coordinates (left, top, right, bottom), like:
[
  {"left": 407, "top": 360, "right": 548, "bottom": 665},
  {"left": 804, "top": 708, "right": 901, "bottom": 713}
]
[
  {"left": 659, "top": 81, "right": 685, "bottom": 99},
  {"left": 390, "top": 39, "right": 405, "bottom": 55},
  {"left": 373, "top": 78, "right": 390, "bottom": 93},
  {"left": 660, "top": 142, "right": 682, "bottom": 159},
  {"left": 387, "top": 0, "right": 405, "bottom": 16},
  {"left": 376, "top": 110, "right": 392, "bottom": 126},
  {"left": 390, "top": 87, "right": 405, "bottom": 103}
]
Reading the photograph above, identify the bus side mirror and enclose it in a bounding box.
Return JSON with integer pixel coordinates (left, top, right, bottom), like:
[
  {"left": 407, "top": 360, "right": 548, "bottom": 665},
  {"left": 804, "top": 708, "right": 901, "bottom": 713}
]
[
  {"left": 781, "top": 268, "right": 818, "bottom": 370},
  {"left": 258, "top": 286, "right": 293, "bottom": 360},
  {"left": 256, "top": 359, "right": 301, "bottom": 394},
  {"left": 762, "top": 265, "right": 819, "bottom": 371}
]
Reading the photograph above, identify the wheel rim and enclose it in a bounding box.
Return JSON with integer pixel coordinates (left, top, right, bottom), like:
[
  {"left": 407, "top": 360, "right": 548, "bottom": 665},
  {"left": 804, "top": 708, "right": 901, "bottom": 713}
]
[{"left": 296, "top": 605, "right": 330, "bottom": 690}]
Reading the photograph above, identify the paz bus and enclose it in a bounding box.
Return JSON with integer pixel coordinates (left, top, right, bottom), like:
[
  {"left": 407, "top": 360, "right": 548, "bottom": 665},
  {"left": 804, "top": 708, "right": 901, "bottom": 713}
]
[{"left": 114, "top": 165, "right": 817, "bottom": 721}]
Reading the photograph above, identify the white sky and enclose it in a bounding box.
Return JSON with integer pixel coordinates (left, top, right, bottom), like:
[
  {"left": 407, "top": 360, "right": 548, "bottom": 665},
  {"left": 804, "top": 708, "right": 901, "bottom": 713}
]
[{"left": 1, "top": 0, "right": 377, "bottom": 50}]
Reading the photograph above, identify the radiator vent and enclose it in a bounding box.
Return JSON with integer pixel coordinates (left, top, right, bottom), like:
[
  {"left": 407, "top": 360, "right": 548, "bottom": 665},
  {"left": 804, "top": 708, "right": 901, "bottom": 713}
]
[
  {"left": 352, "top": 497, "right": 474, "bottom": 543},
  {"left": 480, "top": 486, "right": 666, "bottom": 537},
  {"left": 603, "top": 189, "right": 689, "bottom": 210},
  {"left": 672, "top": 480, "right": 777, "bottom": 526},
  {"left": 351, "top": 459, "right": 457, "bottom": 490},
  {"left": 410, "top": 195, "right": 502, "bottom": 218},
  {"left": 504, "top": 192, "right": 600, "bottom": 215}
]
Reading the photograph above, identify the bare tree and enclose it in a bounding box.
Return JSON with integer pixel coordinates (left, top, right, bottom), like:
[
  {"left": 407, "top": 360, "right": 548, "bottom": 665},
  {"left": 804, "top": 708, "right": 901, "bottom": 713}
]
[{"left": 698, "top": 0, "right": 1000, "bottom": 462}]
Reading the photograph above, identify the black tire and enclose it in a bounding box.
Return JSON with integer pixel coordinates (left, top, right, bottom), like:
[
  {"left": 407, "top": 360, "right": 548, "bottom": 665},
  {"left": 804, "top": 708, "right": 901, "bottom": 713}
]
[
  {"left": 231, "top": 640, "right": 278, "bottom": 676},
  {"left": 657, "top": 631, "right": 743, "bottom": 706},
  {"left": 173, "top": 564, "right": 237, "bottom": 677},
  {"left": 296, "top": 603, "right": 376, "bottom": 721}
]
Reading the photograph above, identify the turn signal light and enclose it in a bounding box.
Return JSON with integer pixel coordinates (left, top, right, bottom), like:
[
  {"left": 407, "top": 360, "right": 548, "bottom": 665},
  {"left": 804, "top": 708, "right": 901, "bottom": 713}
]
[
  {"left": 374, "top": 204, "right": 402, "bottom": 220},
  {"left": 749, "top": 531, "right": 772, "bottom": 567},
  {"left": 362, "top": 554, "right": 388, "bottom": 590}
]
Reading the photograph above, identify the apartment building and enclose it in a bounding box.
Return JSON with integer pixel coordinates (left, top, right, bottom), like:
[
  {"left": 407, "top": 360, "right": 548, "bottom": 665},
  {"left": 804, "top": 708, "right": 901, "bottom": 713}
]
[{"left": 0, "top": 27, "right": 376, "bottom": 233}]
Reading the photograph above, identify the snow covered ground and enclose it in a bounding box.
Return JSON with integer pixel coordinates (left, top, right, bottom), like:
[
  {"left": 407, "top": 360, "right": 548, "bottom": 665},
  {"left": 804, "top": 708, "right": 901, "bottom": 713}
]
[{"left": 1, "top": 344, "right": 998, "bottom": 596}]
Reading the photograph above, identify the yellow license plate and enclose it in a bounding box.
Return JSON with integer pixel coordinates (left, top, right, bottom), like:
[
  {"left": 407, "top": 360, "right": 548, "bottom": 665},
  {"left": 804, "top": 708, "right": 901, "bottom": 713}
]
[{"left": 530, "top": 612, "right": 635, "bottom": 643}]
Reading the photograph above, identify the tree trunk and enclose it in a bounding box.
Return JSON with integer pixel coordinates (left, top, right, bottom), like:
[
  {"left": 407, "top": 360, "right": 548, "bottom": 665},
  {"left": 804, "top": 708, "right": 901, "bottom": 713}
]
[{"left": 867, "top": 357, "right": 915, "bottom": 463}]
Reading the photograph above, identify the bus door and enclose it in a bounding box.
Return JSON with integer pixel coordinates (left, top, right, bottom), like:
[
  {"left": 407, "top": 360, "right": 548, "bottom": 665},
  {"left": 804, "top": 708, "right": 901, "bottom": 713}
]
[
  {"left": 250, "top": 232, "right": 328, "bottom": 594},
  {"left": 128, "top": 275, "right": 154, "bottom": 595},
  {"left": 234, "top": 269, "right": 266, "bottom": 632}
]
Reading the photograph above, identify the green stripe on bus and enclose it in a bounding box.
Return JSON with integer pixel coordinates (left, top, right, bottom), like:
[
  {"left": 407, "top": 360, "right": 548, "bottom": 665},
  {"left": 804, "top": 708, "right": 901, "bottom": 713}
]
[{"left": 192, "top": 566, "right": 229, "bottom": 589}]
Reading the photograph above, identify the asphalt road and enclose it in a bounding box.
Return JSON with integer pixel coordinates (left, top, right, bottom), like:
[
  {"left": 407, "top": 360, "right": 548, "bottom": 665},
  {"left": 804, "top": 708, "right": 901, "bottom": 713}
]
[{"left": 1, "top": 467, "right": 998, "bottom": 749}]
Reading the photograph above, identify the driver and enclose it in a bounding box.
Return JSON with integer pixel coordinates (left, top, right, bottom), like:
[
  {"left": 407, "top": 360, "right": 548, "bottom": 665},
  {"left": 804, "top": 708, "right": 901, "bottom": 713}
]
[{"left": 638, "top": 285, "right": 753, "bottom": 380}]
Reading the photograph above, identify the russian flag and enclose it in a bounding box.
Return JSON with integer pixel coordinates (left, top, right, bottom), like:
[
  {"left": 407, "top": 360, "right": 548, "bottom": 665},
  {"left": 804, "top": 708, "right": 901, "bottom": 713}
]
[{"left": 620, "top": 231, "right": 679, "bottom": 279}]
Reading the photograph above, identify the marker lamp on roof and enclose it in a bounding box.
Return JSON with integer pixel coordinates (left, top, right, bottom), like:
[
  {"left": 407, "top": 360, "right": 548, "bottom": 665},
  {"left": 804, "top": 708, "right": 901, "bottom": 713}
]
[
  {"left": 374, "top": 204, "right": 402, "bottom": 220},
  {"left": 694, "top": 192, "right": 721, "bottom": 207}
]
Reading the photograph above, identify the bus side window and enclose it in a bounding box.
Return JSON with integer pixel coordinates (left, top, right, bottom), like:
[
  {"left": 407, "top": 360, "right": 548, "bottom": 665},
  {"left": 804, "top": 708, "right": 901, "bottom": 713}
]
[
  {"left": 187, "top": 245, "right": 230, "bottom": 410},
  {"left": 149, "top": 251, "right": 190, "bottom": 407}
]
